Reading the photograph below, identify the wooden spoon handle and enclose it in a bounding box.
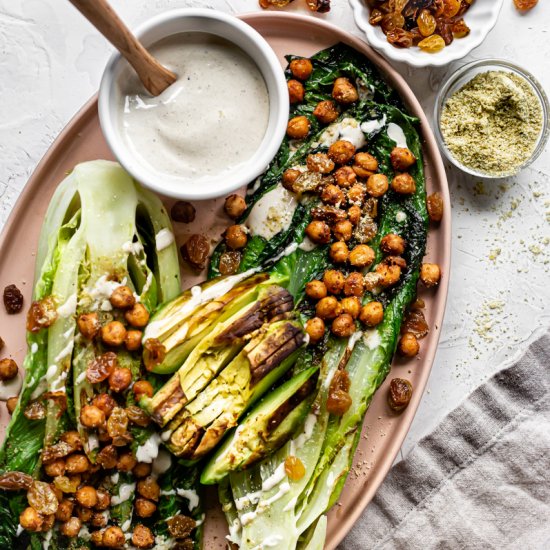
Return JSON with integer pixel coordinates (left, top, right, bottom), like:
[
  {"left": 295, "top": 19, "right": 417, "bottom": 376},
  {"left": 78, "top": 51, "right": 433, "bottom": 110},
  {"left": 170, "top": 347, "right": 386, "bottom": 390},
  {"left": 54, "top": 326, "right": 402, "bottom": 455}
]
[{"left": 69, "top": 0, "right": 176, "bottom": 96}]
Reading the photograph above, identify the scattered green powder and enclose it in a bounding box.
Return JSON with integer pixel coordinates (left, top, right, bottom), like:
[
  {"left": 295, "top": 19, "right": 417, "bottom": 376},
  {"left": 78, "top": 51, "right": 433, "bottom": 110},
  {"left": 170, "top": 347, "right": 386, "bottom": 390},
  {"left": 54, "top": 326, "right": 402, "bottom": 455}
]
[{"left": 440, "top": 70, "right": 543, "bottom": 176}]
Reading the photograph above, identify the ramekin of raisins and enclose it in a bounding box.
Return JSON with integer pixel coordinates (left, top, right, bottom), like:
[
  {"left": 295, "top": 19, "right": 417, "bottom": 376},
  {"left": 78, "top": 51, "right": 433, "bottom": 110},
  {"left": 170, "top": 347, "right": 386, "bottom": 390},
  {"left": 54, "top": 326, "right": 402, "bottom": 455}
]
[{"left": 351, "top": 0, "right": 504, "bottom": 67}]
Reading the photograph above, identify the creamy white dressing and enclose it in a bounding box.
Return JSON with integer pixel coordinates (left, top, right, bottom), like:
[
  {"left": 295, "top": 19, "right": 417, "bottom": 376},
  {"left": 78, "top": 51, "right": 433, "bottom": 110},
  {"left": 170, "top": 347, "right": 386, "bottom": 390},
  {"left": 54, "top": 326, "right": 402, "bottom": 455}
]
[
  {"left": 155, "top": 229, "right": 175, "bottom": 251},
  {"left": 262, "top": 462, "right": 287, "bottom": 492},
  {"left": 363, "top": 329, "right": 382, "bottom": 350},
  {"left": 81, "top": 275, "right": 126, "bottom": 312},
  {"left": 30, "top": 342, "right": 38, "bottom": 354},
  {"left": 155, "top": 534, "right": 177, "bottom": 550},
  {"left": 246, "top": 186, "right": 298, "bottom": 240},
  {"left": 121, "top": 518, "right": 132, "bottom": 532},
  {"left": 78, "top": 525, "right": 92, "bottom": 541},
  {"left": 56, "top": 293, "right": 77, "bottom": 318},
  {"left": 118, "top": 32, "right": 269, "bottom": 183},
  {"left": 298, "top": 237, "right": 318, "bottom": 252},
  {"left": 270, "top": 242, "right": 298, "bottom": 264},
  {"left": 75, "top": 370, "right": 86, "bottom": 385},
  {"left": 387, "top": 123, "right": 408, "bottom": 149},
  {"left": 176, "top": 488, "right": 200, "bottom": 511},
  {"left": 111, "top": 482, "right": 136, "bottom": 505},
  {"left": 54, "top": 340, "right": 74, "bottom": 363},
  {"left": 319, "top": 117, "right": 367, "bottom": 149},
  {"left": 0, "top": 373, "right": 23, "bottom": 400},
  {"left": 122, "top": 240, "right": 144, "bottom": 256},
  {"left": 226, "top": 518, "right": 242, "bottom": 545},
  {"left": 135, "top": 432, "right": 162, "bottom": 463},
  {"left": 361, "top": 114, "right": 387, "bottom": 135},
  {"left": 348, "top": 330, "right": 363, "bottom": 351},
  {"left": 152, "top": 448, "right": 172, "bottom": 476}
]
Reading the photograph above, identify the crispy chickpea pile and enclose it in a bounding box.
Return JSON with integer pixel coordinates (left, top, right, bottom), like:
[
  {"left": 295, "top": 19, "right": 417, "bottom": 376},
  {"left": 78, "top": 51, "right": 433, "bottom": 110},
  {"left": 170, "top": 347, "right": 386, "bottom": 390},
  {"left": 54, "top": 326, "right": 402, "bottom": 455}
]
[{"left": 6, "top": 282, "right": 198, "bottom": 545}]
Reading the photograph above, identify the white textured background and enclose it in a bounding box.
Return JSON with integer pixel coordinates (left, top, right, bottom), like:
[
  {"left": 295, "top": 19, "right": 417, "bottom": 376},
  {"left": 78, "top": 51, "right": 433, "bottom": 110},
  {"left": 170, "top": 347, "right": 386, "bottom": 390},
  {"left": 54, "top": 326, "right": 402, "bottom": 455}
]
[{"left": 0, "top": 0, "right": 549, "bottom": 459}]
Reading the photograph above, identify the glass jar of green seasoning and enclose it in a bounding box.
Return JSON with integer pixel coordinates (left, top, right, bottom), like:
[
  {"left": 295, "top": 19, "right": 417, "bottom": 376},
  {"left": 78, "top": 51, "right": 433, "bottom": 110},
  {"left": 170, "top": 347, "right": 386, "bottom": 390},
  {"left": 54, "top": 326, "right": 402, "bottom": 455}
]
[{"left": 434, "top": 59, "right": 549, "bottom": 178}]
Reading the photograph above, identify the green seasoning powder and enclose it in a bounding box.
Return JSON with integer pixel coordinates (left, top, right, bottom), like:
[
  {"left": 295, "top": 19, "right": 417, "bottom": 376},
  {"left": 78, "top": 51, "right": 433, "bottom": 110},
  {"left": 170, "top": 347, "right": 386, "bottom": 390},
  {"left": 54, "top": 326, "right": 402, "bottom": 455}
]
[{"left": 440, "top": 70, "right": 544, "bottom": 176}]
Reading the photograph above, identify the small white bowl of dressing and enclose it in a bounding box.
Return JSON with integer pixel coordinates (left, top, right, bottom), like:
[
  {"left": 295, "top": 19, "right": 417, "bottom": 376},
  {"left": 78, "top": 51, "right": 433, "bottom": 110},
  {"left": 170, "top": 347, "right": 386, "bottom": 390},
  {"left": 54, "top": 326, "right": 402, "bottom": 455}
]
[{"left": 99, "top": 9, "right": 289, "bottom": 200}]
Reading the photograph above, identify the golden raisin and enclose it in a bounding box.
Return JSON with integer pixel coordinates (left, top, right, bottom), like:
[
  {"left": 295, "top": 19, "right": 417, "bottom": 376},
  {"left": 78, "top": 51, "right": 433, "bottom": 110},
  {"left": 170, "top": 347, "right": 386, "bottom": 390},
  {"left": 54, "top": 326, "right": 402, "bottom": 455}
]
[
  {"left": 388, "top": 378, "right": 413, "bottom": 412},
  {"left": 284, "top": 455, "right": 306, "bottom": 481}
]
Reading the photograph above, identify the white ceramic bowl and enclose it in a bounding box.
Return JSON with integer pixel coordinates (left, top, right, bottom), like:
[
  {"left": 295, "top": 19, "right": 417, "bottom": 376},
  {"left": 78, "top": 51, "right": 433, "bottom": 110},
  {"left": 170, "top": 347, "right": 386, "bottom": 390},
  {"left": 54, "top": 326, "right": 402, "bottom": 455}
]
[
  {"left": 350, "top": 0, "right": 504, "bottom": 68},
  {"left": 99, "top": 9, "right": 289, "bottom": 200}
]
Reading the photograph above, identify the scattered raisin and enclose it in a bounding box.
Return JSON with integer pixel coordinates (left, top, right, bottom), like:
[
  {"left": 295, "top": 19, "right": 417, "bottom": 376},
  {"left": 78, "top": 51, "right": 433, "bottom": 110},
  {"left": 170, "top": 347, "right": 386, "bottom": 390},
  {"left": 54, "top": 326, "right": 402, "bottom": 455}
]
[
  {"left": 26, "top": 296, "right": 57, "bottom": 333},
  {"left": 402, "top": 309, "right": 429, "bottom": 339},
  {"left": 219, "top": 251, "right": 241, "bottom": 276},
  {"left": 514, "top": 0, "right": 538, "bottom": 10},
  {"left": 426, "top": 192, "right": 443, "bottom": 222},
  {"left": 3, "top": 284, "right": 23, "bottom": 314},
  {"left": 171, "top": 201, "right": 196, "bottom": 223},
  {"left": 0, "top": 471, "right": 34, "bottom": 490},
  {"left": 143, "top": 338, "right": 166, "bottom": 371},
  {"left": 388, "top": 378, "right": 413, "bottom": 412},
  {"left": 167, "top": 515, "right": 196, "bottom": 538},
  {"left": 27, "top": 480, "right": 59, "bottom": 515},
  {"left": 181, "top": 234, "right": 210, "bottom": 270},
  {"left": 24, "top": 400, "right": 46, "bottom": 420},
  {"left": 284, "top": 455, "right": 306, "bottom": 481},
  {"left": 86, "top": 352, "right": 118, "bottom": 384}
]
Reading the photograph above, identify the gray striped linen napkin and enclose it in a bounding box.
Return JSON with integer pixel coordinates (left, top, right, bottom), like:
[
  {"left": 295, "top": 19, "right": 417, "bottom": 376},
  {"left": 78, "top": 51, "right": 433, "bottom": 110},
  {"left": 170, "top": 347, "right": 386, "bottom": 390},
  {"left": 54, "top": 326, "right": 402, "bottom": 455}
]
[{"left": 341, "top": 331, "right": 550, "bottom": 550}]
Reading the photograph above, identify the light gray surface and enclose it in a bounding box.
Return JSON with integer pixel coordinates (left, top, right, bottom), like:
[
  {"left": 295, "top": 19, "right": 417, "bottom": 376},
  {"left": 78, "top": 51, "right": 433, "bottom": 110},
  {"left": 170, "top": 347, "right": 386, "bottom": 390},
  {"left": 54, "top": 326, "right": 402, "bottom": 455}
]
[
  {"left": 341, "top": 330, "right": 550, "bottom": 550},
  {"left": 0, "top": 0, "right": 549, "bottom": 459}
]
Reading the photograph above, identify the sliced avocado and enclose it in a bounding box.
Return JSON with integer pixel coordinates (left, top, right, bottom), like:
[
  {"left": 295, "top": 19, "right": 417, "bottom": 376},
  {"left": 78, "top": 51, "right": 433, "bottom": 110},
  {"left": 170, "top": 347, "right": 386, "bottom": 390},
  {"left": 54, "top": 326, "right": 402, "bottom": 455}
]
[
  {"left": 165, "top": 320, "right": 306, "bottom": 460},
  {"left": 201, "top": 366, "right": 319, "bottom": 485},
  {"left": 144, "top": 285, "right": 296, "bottom": 427},
  {"left": 144, "top": 273, "right": 269, "bottom": 374}
]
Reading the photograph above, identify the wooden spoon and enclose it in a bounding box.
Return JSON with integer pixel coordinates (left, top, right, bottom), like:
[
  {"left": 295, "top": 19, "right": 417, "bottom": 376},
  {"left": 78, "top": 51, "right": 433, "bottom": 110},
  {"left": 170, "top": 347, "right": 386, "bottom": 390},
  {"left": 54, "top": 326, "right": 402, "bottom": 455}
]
[{"left": 69, "top": 0, "right": 176, "bottom": 96}]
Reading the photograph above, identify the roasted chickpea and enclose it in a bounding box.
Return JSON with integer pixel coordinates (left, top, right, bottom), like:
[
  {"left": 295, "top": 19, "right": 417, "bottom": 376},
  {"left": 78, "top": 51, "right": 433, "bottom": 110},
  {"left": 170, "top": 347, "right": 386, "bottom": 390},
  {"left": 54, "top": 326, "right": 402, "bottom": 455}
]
[
  {"left": 380, "top": 233, "right": 406, "bottom": 256},
  {"left": 76, "top": 506, "right": 93, "bottom": 522},
  {"left": 133, "top": 462, "right": 152, "bottom": 479},
  {"left": 44, "top": 458, "right": 65, "bottom": 478},
  {"left": 333, "top": 220, "right": 353, "bottom": 242},
  {"left": 391, "top": 173, "right": 416, "bottom": 195},
  {"left": 101, "top": 321, "right": 126, "bottom": 347},
  {"left": 427, "top": 192, "right": 444, "bottom": 223},
  {"left": 224, "top": 225, "right": 248, "bottom": 250},
  {"left": 376, "top": 263, "right": 402, "bottom": 287},
  {"left": 58, "top": 516, "right": 81, "bottom": 537},
  {"left": 135, "top": 498, "right": 157, "bottom": 518},
  {"left": 305, "top": 317, "right": 325, "bottom": 344},
  {"left": 108, "top": 367, "right": 132, "bottom": 393},
  {"left": 315, "top": 296, "right": 342, "bottom": 320},
  {"left": 51, "top": 484, "right": 63, "bottom": 503},
  {"left": 60, "top": 430, "right": 83, "bottom": 450},
  {"left": 91, "top": 530, "right": 104, "bottom": 546},
  {"left": 334, "top": 166, "right": 357, "bottom": 188},
  {"left": 288, "top": 79, "right": 305, "bottom": 103},
  {"left": 390, "top": 147, "right": 416, "bottom": 171},
  {"left": 282, "top": 168, "right": 301, "bottom": 191},
  {"left": 420, "top": 263, "right": 441, "bottom": 287},
  {"left": 328, "top": 140, "right": 356, "bottom": 165},
  {"left": 332, "top": 77, "right": 359, "bottom": 104},
  {"left": 6, "top": 396, "right": 18, "bottom": 414},
  {"left": 20, "top": 507, "right": 43, "bottom": 532},
  {"left": 347, "top": 184, "right": 366, "bottom": 206},
  {"left": 290, "top": 58, "right": 313, "bottom": 80},
  {"left": 329, "top": 241, "right": 349, "bottom": 264},
  {"left": 331, "top": 313, "right": 356, "bottom": 338},
  {"left": 41, "top": 513, "right": 55, "bottom": 532},
  {"left": 340, "top": 296, "right": 361, "bottom": 319},
  {"left": 65, "top": 454, "right": 90, "bottom": 474},
  {"left": 133, "top": 380, "right": 154, "bottom": 400},
  {"left": 109, "top": 286, "right": 135, "bottom": 309},
  {"left": 117, "top": 452, "right": 137, "bottom": 473},
  {"left": 77, "top": 312, "right": 100, "bottom": 340},
  {"left": 323, "top": 270, "right": 345, "bottom": 294},
  {"left": 76, "top": 486, "right": 98, "bottom": 509},
  {"left": 307, "top": 153, "right": 335, "bottom": 174},
  {"left": 321, "top": 184, "right": 345, "bottom": 205},
  {"left": 224, "top": 194, "right": 247, "bottom": 220},
  {"left": 352, "top": 152, "right": 378, "bottom": 178},
  {"left": 91, "top": 511, "right": 108, "bottom": 528},
  {"left": 137, "top": 476, "right": 160, "bottom": 502},
  {"left": 349, "top": 244, "right": 376, "bottom": 268},
  {"left": 132, "top": 524, "right": 155, "bottom": 549},
  {"left": 55, "top": 499, "right": 74, "bottom": 522},
  {"left": 95, "top": 489, "right": 111, "bottom": 511},
  {"left": 124, "top": 329, "right": 143, "bottom": 352},
  {"left": 305, "top": 280, "right": 327, "bottom": 301},
  {"left": 103, "top": 526, "right": 125, "bottom": 548},
  {"left": 124, "top": 303, "right": 150, "bottom": 328},
  {"left": 313, "top": 100, "right": 339, "bottom": 124},
  {"left": 80, "top": 405, "right": 105, "bottom": 428},
  {"left": 359, "top": 301, "right": 384, "bottom": 327},
  {"left": 0, "top": 358, "right": 18, "bottom": 381},
  {"left": 287, "top": 116, "right": 310, "bottom": 139},
  {"left": 398, "top": 333, "right": 420, "bottom": 357},
  {"left": 348, "top": 205, "right": 361, "bottom": 225},
  {"left": 344, "top": 272, "right": 364, "bottom": 297},
  {"left": 305, "top": 220, "right": 331, "bottom": 244},
  {"left": 366, "top": 173, "right": 389, "bottom": 198},
  {"left": 92, "top": 394, "right": 116, "bottom": 418}
]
